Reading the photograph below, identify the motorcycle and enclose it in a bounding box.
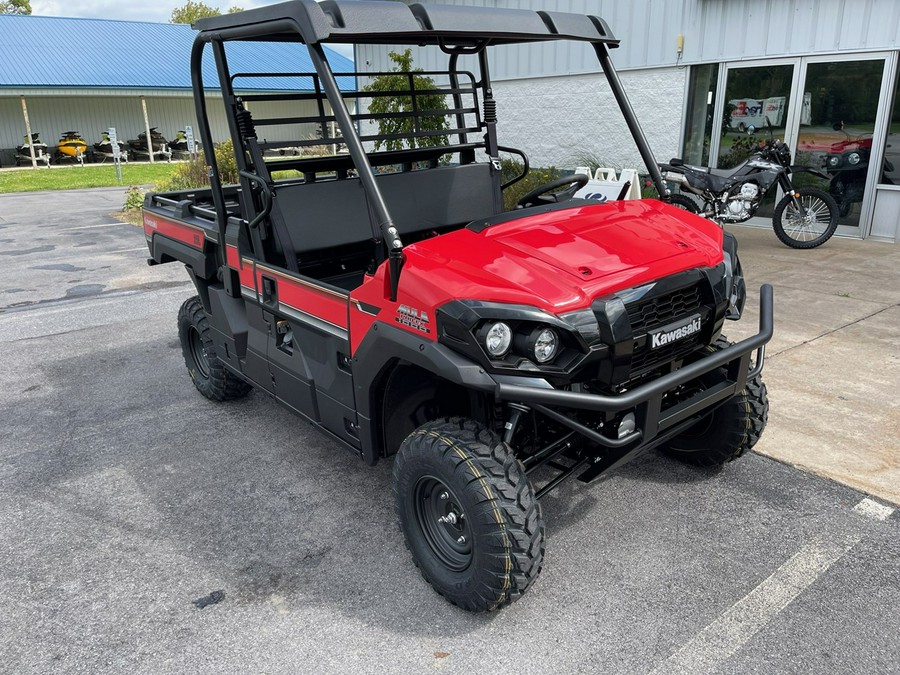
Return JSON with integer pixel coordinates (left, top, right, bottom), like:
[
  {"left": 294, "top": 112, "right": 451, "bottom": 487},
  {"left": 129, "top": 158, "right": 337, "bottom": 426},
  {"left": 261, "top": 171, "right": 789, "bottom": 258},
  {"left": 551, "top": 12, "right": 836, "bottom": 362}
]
[
  {"left": 55, "top": 131, "right": 88, "bottom": 165},
  {"left": 15, "top": 132, "right": 51, "bottom": 167},
  {"left": 128, "top": 127, "right": 172, "bottom": 162},
  {"left": 823, "top": 122, "right": 894, "bottom": 217},
  {"left": 659, "top": 134, "right": 839, "bottom": 249},
  {"left": 93, "top": 131, "right": 129, "bottom": 163}
]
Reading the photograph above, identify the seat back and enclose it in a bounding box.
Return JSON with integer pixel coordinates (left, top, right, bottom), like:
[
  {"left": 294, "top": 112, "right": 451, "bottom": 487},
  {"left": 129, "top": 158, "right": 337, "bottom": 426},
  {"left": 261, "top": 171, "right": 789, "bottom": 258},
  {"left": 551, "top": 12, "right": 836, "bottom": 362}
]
[{"left": 270, "top": 163, "right": 497, "bottom": 256}]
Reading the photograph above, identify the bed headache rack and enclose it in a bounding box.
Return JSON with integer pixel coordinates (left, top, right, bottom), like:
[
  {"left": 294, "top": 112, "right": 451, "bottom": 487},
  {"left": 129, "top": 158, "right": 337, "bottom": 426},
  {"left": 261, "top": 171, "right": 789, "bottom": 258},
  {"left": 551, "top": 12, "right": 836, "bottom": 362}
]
[{"left": 231, "top": 69, "right": 484, "bottom": 173}]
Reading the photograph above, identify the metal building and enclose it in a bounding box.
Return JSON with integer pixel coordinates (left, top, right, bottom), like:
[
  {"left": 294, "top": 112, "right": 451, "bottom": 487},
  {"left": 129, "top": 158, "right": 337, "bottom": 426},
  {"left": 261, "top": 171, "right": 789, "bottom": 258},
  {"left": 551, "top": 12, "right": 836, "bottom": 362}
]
[
  {"left": 0, "top": 14, "right": 354, "bottom": 166},
  {"left": 358, "top": 0, "right": 900, "bottom": 242}
]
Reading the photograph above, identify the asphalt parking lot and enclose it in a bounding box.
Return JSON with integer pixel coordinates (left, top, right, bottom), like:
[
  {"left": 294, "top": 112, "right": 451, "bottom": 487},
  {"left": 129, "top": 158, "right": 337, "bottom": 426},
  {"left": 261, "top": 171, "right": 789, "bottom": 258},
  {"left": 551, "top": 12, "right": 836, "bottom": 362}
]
[{"left": 1, "top": 188, "right": 898, "bottom": 674}]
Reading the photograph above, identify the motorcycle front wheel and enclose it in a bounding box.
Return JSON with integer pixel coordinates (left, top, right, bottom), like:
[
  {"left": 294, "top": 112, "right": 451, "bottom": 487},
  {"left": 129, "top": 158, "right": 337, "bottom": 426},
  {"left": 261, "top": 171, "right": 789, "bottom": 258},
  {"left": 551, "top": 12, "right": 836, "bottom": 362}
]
[{"left": 773, "top": 187, "right": 839, "bottom": 249}]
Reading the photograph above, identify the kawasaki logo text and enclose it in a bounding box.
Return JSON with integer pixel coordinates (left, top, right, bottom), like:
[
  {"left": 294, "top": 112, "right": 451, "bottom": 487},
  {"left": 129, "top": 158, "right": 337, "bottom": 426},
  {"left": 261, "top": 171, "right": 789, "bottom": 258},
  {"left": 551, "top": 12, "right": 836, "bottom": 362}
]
[{"left": 651, "top": 316, "right": 701, "bottom": 349}]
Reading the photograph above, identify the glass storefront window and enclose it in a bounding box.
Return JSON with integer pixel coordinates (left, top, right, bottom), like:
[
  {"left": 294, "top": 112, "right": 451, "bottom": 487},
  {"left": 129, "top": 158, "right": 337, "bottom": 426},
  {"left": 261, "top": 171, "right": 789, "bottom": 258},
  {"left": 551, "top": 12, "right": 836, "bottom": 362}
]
[
  {"left": 881, "top": 68, "right": 900, "bottom": 185},
  {"left": 718, "top": 64, "right": 794, "bottom": 170},
  {"left": 798, "top": 59, "right": 884, "bottom": 226},
  {"left": 681, "top": 64, "right": 718, "bottom": 166}
]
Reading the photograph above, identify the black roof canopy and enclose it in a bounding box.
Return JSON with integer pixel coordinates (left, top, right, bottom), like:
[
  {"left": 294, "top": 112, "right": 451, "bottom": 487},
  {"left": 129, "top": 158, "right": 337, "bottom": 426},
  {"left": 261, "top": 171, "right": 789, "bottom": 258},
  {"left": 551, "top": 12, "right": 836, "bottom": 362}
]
[{"left": 195, "top": 0, "right": 618, "bottom": 47}]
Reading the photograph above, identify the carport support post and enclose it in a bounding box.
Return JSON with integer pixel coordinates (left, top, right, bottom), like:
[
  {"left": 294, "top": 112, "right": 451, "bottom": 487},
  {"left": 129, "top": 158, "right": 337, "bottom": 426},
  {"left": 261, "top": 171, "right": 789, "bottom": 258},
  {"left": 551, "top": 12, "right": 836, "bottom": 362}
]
[
  {"left": 141, "top": 96, "right": 154, "bottom": 163},
  {"left": 20, "top": 96, "right": 37, "bottom": 170}
]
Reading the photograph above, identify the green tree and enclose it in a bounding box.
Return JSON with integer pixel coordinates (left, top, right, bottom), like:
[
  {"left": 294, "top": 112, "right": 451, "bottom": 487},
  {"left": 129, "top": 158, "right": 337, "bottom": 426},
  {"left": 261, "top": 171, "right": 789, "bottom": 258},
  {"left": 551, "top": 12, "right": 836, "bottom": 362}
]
[
  {"left": 170, "top": 1, "right": 243, "bottom": 23},
  {"left": 0, "top": 0, "right": 32, "bottom": 15},
  {"left": 363, "top": 49, "right": 449, "bottom": 151}
]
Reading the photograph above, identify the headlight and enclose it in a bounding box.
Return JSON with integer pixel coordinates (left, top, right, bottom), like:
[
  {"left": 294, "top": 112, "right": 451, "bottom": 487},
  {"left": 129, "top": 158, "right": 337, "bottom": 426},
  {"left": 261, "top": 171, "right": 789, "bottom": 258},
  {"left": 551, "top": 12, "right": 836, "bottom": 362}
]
[
  {"left": 484, "top": 322, "right": 512, "bottom": 357},
  {"left": 532, "top": 327, "right": 559, "bottom": 364},
  {"left": 826, "top": 155, "right": 841, "bottom": 168},
  {"left": 847, "top": 152, "right": 861, "bottom": 165}
]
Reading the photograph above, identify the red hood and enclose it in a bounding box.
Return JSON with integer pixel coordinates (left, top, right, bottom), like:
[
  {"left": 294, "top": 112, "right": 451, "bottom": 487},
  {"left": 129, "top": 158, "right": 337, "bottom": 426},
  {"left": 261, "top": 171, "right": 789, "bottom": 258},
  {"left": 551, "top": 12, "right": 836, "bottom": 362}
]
[{"left": 401, "top": 200, "right": 724, "bottom": 314}]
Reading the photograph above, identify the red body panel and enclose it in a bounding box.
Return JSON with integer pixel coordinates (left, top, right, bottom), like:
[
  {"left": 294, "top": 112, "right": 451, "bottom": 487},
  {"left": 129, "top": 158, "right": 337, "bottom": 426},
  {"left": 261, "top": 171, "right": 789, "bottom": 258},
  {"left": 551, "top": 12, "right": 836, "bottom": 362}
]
[
  {"left": 143, "top": 212, "right": 206, "bottom": 249},
  {"left": 255, "top": 265, "right": 350, "bottom": 331},
  {"left": 349, "top": 201, "right": 724, "bottom": 353}
]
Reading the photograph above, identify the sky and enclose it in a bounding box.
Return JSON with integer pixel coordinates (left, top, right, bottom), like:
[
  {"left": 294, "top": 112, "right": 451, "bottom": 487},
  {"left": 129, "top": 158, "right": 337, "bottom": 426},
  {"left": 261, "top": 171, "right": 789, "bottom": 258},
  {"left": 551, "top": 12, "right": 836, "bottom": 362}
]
[
  {"left": 31, "top": 0, "right": 355, "bottom": 57},
  {"left": 30, "top": 0, "right": 275, "bottom": 24}
]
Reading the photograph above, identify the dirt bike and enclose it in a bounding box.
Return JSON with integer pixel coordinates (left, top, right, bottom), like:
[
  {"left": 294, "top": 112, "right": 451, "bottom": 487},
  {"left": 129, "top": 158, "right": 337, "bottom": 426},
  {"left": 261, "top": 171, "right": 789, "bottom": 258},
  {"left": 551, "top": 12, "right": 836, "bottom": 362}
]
[
  {"left": 823, "top": 122, "right": 894, "bottom": 217},
  {"left": 660, "top": 136, "right": 839, "bottom": 249}
]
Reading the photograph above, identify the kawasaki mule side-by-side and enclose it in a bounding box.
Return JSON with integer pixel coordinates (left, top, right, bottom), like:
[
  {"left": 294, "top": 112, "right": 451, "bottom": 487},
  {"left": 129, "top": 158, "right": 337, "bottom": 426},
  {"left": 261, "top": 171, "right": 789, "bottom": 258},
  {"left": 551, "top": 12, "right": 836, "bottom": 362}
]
[{"left": 142, "top": 0, "right": 773, "bottom": 611}]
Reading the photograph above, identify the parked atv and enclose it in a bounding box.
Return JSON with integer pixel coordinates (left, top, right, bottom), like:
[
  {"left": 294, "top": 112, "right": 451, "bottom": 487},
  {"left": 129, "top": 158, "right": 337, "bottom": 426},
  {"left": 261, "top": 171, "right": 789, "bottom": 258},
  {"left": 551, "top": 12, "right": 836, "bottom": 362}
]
[{"left": 142, "top": 1, "right": 773, "bottom": 612}]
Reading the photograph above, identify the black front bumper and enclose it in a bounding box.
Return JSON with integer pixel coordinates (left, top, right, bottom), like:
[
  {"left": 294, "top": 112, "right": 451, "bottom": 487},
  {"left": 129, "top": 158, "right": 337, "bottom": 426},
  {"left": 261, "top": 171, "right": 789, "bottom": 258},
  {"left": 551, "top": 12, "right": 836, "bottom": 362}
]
[{"left": 496, "top": 285, "right": 773, "bottom": 489}]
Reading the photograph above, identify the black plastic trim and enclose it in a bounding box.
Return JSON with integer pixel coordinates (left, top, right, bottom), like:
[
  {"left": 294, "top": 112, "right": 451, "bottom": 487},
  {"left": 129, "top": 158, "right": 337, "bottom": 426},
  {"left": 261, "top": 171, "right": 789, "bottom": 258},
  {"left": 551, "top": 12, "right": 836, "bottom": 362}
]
[{"left": 149, "top": 234, "right": 217, "bottom": 280}]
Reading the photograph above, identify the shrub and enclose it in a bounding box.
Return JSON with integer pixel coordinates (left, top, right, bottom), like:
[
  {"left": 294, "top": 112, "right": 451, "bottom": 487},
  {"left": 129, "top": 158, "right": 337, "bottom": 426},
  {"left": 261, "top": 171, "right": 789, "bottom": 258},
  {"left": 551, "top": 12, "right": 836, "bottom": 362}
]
[
  {"left": 123, "top": 185, "right": 145, "bottom": 211},
  {"left": 500, "top": 159, "right": 560, "bottom": 211},
  {"left": 155, "top": 140, "right": 239, "bottom": 192}
]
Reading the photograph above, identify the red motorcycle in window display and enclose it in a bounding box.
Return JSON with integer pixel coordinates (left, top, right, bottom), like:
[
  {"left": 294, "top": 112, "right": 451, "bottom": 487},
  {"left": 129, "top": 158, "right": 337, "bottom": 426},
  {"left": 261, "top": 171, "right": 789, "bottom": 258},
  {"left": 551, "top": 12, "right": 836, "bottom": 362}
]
[{"left": 823, "top": 121, "right": 894, "bottom": 218}]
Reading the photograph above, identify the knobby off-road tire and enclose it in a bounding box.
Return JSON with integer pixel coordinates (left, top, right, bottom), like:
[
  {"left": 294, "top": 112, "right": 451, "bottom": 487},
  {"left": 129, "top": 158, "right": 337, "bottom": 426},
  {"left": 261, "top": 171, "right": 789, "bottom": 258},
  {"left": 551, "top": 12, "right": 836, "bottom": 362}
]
[
  {"left": 663, "top": 193, "right": 701, "bottom": 214},
  {"left": 177, "top": 296, "right": 252, "bottom": 401},
  {"left": 392, "top": 418, "right": 544, "bottom": 612},
  {"left": 662, "top": 337, "right": 769, "bottom": 467},
  {"left": 772, "top": 187, "right": 839, "bottom": 249}
]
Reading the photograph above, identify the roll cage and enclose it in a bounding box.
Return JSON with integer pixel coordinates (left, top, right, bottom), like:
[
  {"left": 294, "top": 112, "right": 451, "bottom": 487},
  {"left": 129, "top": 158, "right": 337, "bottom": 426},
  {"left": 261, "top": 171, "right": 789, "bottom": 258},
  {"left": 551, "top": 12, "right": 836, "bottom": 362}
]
[{"left": 189, "top": 0, "right": 669, "bottom": 300}]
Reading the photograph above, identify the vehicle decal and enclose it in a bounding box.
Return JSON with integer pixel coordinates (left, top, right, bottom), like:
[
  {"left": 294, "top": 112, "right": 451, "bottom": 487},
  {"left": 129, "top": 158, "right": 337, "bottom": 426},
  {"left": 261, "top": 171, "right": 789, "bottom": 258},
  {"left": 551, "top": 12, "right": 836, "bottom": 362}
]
[
  {"left": 351, "top": 299, "right": 381, "bottom": 316},
  {"left": 143, "top": 213, "right": 205, "bottom": 249},
  {"left": 253, "top": 264, "right": 350, "bottom": 331},
  {"left": 395, "top": 304, "right": 431, "bottom": 334},
  {"left": 279, "top": 304, "right": 349, "bottom": 340}
]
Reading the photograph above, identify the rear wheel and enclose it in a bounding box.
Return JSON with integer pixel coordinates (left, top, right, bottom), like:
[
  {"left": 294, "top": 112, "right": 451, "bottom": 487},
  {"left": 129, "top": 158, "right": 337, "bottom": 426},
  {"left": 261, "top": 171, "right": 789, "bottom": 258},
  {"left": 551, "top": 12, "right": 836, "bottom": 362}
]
[
  {"left": 661, "top": 338, "right": 768, "bottom": 467},
  {"left": 663, "top": 193, "right": 700, "bottom": 214},
  {"left": 392, "top": 418, "right": 544, "bottom": 612},
  {"left": 773, "top": 187, "right": 839, "bottom": 249},
  {"left": 177, "top": 296, "right": 252, "bottom": 401}
]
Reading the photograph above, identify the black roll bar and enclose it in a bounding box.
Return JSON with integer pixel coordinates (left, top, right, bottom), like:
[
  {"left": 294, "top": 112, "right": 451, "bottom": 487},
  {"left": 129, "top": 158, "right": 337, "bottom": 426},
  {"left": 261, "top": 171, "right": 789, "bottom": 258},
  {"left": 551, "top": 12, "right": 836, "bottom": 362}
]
[
  {"left": 306, "top": 43, "right": 404, "bottom": 302},
  {"left": 594, "top": 43, "right": 669, "bottom": 198}
]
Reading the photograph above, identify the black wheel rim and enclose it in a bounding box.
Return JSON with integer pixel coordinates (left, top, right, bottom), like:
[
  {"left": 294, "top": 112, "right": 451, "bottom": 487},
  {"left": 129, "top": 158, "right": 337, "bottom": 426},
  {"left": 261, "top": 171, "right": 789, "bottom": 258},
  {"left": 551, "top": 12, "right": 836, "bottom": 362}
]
[
  {"left": 413, "top": 476, "right": 472, "bottom": 572},
  {"left": 188, "top": 326, "right": 211, "bottom": 379}
]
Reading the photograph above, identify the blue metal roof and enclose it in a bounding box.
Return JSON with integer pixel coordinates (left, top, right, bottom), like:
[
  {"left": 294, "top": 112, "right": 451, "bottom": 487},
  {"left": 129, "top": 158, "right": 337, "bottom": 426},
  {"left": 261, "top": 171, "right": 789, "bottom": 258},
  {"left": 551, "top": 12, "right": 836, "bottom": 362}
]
[{"left": 0, "top": 14, "right": 355, "bottom": 91}]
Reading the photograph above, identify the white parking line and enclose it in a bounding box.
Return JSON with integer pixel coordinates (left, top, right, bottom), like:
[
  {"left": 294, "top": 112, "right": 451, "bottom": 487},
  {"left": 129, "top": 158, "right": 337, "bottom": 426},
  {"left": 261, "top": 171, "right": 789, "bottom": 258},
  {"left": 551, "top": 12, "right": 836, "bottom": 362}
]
[
  {"left": 60, "top": 223, "right": 126, "bottom": 231},
  {"left": 648, "top": 537, "right": 858, "bottom": 675},
  {"left": 853, "top": 497, "right": 895, "bottom": 521}
]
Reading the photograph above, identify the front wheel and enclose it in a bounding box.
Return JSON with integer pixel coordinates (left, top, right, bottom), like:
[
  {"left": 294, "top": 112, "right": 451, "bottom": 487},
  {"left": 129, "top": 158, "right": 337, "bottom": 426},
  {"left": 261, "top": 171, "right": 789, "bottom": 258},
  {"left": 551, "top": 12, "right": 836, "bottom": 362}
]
[
  {"left": 661, "top": 338, "right": 769, "bottom": 467},
  {"left": 773, "top": 187, "right": 839, "bottom": 249},
  {"left": 392, "top": 418, "right": 544, "bottom": 612}
]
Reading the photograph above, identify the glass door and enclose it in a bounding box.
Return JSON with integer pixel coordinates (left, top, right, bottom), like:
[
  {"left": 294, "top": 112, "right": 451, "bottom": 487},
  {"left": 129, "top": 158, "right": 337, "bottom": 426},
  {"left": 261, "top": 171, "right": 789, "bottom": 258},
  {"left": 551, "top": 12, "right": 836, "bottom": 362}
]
[
  {"left": 794, "top": 58, "right": 886, "bottom": 230},
  {"left": 711, "top": 63, "right": 796, "bottom": 219}
]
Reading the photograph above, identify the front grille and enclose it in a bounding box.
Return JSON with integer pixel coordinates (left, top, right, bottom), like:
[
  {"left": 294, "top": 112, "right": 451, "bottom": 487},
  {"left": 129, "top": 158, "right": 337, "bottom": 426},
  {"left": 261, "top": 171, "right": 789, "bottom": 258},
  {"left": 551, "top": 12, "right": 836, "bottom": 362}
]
[
  {"left": 626, "top": 285, "right": 702, "bottom": 334},
  {"left": 630, "top": 336, "right": 704, "bottom": 374},
  {"left": 626, "top": 283, "right": 706, "bottom": 377}
]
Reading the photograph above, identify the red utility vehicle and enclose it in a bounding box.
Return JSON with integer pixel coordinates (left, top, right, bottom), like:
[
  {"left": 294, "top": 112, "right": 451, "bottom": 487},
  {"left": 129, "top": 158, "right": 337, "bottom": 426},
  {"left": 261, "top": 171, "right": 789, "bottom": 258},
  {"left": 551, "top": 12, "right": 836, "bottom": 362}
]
[{"left": 143, "top": 0, "right": 773, "bottom": 611}]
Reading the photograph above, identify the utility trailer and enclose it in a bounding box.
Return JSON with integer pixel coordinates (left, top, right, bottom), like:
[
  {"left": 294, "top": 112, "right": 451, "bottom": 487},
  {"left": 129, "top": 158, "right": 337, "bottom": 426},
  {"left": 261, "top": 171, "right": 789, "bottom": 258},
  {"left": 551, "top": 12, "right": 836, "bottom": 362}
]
[{"left": 142, "top": 0, "right": 773, "bottom": 611}]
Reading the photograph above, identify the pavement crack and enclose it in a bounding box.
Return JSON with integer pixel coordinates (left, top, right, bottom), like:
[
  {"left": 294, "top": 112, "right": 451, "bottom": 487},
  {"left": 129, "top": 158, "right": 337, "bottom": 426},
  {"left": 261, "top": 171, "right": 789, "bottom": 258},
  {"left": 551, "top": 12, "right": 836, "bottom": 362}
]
[{"left": 769, "top": 301, "right": 900, "bottom": 359}]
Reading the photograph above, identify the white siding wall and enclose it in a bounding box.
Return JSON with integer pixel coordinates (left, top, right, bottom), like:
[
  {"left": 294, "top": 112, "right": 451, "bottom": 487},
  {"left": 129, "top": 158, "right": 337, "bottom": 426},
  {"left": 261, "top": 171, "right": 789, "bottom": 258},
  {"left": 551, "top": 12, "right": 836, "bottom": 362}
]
[
  {"left": 492, "top": 68, "right": 686, "bottom": 170},
  {"left": 0, "top": 91, "right": 322, "bottom": 164},
  {"left": 358, "top": 0, "right": 900, "bottom": 77}
]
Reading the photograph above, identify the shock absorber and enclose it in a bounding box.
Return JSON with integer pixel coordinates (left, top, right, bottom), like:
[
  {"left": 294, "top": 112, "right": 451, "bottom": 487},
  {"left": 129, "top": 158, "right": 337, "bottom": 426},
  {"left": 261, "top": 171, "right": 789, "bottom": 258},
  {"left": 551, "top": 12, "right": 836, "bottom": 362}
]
[{"left": 503, "top": 403, "right": 531, "bottom": 445}]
